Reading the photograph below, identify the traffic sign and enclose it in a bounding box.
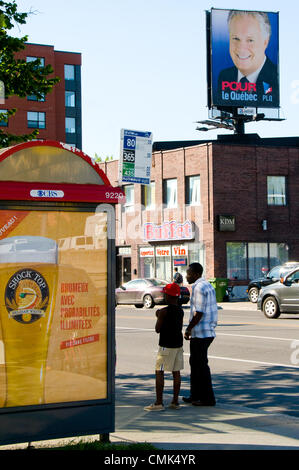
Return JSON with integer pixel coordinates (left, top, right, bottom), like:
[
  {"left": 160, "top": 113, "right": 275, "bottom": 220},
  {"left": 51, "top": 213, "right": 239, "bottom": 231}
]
[{"left": 119, "top": 129, "right": 153, "bottom": 185}]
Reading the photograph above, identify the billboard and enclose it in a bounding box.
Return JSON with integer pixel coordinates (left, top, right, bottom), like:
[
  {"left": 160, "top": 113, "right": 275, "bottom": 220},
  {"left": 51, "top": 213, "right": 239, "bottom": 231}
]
[
  {"left": 0, "top": 209, "right": 108, "bottom": 408},
  {"left": 208, "top": 8, "right": 279, "bottom": 109}
]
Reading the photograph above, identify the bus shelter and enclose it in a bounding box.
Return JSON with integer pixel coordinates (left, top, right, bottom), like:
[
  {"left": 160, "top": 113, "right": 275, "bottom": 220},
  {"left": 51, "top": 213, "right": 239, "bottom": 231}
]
[{"left": 0, "top": 140, "right": 124, "bottom": 445}]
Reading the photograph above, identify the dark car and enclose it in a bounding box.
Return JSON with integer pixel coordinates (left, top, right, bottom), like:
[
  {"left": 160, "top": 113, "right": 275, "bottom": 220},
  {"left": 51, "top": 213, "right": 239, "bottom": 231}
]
[
  {"left": 246, "top": 262, "right": 299, "bottom": 303},
  {"left": 115, "top": 278, "right": 190, "bottom": 309},
  {"left": 257, "top": 266, "right": 299, "bottom": 318}
]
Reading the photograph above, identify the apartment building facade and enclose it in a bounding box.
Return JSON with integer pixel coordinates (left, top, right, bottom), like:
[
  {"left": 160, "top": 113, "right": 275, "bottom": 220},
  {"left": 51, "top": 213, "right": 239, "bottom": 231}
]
[{"left": 1, "top": 43, "right": 82, "bottom": 149}]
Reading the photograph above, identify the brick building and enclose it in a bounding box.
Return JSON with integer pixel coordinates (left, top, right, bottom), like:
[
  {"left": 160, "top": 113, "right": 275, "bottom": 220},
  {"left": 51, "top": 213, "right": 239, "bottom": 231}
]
[
  {"left": 99, "top": 133, "right": 299, "bottom": 294},
  {"left": 1, "top": 43, "right": 82, "bottom": 149}
]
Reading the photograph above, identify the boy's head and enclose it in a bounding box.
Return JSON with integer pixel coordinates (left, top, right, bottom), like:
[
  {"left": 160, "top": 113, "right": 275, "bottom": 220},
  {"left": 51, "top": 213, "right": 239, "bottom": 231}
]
[{"left": 163, "top": 283, "right": 181, "bottom": 304}]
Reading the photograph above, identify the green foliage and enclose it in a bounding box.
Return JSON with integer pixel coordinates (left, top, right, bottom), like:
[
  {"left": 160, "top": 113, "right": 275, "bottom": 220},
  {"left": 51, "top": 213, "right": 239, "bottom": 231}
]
[{"left": 0, "top": 1, "right": 60, "bottom": 147}]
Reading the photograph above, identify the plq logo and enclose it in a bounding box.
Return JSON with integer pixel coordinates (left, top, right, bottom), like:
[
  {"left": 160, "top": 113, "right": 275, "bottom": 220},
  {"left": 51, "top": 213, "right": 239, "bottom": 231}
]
[{"left": 263, "top": 82, "right": 272, "bottom": 94}]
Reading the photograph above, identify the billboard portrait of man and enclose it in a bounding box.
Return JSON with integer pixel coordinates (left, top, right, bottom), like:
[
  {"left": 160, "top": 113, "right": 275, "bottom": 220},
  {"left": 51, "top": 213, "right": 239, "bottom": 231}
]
[{"left": 211, "top": 9, "right": 279, "bottom": 109}]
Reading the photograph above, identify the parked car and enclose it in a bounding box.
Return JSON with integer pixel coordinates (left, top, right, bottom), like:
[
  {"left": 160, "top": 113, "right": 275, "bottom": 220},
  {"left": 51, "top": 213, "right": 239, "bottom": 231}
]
[
  {"left": 246, "top": 262, "right": 299, "bottom": 303},
  {"left": 115, "top": 278, "right": 190, "bottom": 308},
  {"left": 257, "top": 266, "right": 299, "bottom": 318}
]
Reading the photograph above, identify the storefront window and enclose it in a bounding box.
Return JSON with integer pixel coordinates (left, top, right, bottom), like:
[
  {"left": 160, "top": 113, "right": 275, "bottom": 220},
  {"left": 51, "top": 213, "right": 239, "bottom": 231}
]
[
  {"left": 227, "top": 242, "right": 247, "bottom": 280},
  {"left": 227, "top": 242, "right": 289, "bottom": 280},
  {"left": 155, "top": 246, "right": 171, "bottom": 281},
  {"left": 248, "top": 243, "right": 268, "bottom": 279},
  {"left": 139, "top": 247, "right": 155, "bottom": 278},
  {"left": 269, "top": 243, "right": 289, "bottom": 268}
]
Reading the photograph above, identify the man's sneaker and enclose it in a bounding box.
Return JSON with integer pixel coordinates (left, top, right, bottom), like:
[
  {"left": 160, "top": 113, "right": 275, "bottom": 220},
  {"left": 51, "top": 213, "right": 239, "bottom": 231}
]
[
  {"left": 144, "top": 403, "right": 165, "bottom": 411},
  {"left": 182, "top": 396, "right": 193, "bottom": 404}
]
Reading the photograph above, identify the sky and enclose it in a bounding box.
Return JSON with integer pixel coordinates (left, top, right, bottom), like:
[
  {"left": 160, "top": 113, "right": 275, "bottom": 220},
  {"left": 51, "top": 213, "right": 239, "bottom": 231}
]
[{"left": 12, "top": 0, "right": 299, "bottom": 159}]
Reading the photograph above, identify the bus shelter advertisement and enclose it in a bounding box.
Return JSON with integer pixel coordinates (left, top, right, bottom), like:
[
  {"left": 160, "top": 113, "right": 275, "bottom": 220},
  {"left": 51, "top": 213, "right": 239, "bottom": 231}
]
[
  {"left": 210, "top": 8, "right": 279, "bottom": 108},
  {"left": 0, "top": 209, "right": 108, "bottom": 408}
]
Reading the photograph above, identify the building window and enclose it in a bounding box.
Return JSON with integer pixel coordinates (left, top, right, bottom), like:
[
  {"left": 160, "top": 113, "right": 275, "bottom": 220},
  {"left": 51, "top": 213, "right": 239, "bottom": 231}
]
[
  {"left": 27, "top": 93, "right": 45, "bottom": 102},
  {"left": 186, "top": 175, "right": 200, "bottom": 205},
  {"left": 65, "top": 91, "right": 75, "bottom": 107},
  {"left": 64, "top": 64, "right": 75, "bottom": 80},
  {"left": 163, "top": 178, "right": 177, "bottom": 208},
  {"left": 26, "top": 56, "right": 45, "bottom": 67},
  {"left": 142, "top": 182, "right": 155, "bottom": 210},
  {"left": 267, "top": 176, "right": 287, "bottom": 206},
  {"left": 65, "top": 117, "right": 76, "bottom": 133},
  {"left": 27, "top": 111, "right": 46, "bottom": 129},
  {"left": 0, "top": 109, "right": 8, "bottom": 127},
  {"left": 226, "top": 242, "right": 289, "bottom": 280},
  {"left": 123, "top": 185, "right": 134, "bottom": 212}
]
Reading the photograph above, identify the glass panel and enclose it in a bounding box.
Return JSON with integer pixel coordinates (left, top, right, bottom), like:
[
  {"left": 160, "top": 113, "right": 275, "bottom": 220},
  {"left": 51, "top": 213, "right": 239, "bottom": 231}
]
[
  {"left": 164, "top": 179, "right": 177, "bottom": 208},
  {"left": 269, "top": 243, "right": 289, "bottom": 268},
  {"left": 65, "top": 117, "right": 76, "bottom": 133},
  {"left": 0, "top": 209, "right": 108, "bottom": 407},
  {"left": 0, "top": 109, "right": 8, "bottom": 127},
  {"left": 26, "top": 56, "right": 45, "bottom": 67},
  {"left": 65, "top": 91, "right": 75, "bottom": 107},
  {"left": 27, "top": 112, "right": 45, "bottom": 129},
  {"left": 64, "top": 64, "right": 75, "bottom": 80},
  {"left": 139, "top": 247, "right": 155, "bottom": 278},
  {"left": 0, "top": 146, "right": 104, "bottom": 184},
  {"left": 226, "top": 242, "right": 247, "bottom": 280},
  {"left": 188, "top": 175, "right": 201, "bottom": 205},
  {"left": 155, "top": 246, "right": 171, "bottom": 281},
  {"left": 267, "top": 176, "right": 286, "bottom": 206},
  {"left": 143, "top": 182, "right": 155, "bottom": 210},
  {"left": 187, "top": 242, "right": 205, "bottom": 277},
  {"left": 124, "top": 185, "right": 134, "bottom": 212},
  {"left": 248, "top": 243, "right": 268, "bottom": 279}
]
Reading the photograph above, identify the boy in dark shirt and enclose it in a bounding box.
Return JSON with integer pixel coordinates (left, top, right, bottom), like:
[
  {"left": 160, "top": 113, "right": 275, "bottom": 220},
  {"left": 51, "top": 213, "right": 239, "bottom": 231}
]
[{"left": 144, "top": 283, "right": 184, "bottom": 411}]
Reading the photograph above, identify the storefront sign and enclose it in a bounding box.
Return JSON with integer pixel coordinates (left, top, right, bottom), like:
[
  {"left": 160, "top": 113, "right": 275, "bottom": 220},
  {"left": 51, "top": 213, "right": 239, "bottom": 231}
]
[
  {"left": 140, "top": 247, "right": 154, "bottom": 257},
  {"left": 217, "top": 214, "right": 236, "bottom": 232},
  {"left": 143, "top": 220, "right": 194, "bottom": 242},
  {"left": 172, "top": 245, "right": 188, "bottom": 257},
  {"left": 156, "top": 247, "right": 171, "bottom": 257}
]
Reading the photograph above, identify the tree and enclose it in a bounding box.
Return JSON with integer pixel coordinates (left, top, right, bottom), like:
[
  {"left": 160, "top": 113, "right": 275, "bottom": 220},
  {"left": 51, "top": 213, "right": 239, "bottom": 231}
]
[{"left": 0, "top": 0, "right": 60, "bottom": 147}]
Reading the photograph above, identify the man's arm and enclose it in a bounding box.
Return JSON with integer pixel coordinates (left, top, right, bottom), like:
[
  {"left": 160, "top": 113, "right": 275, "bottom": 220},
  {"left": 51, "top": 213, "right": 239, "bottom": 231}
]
[{"left": 184, "top": 311, "right": 203, "bottom": 340}]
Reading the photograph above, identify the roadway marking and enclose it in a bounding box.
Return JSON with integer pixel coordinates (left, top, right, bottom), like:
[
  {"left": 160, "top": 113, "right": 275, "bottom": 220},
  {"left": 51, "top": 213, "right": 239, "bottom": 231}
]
[
  {"left": 187, "top": 354, "right": 299, "bottom": 370},
  {"left": 116, "top": 326, "right": 298, "bottom": 342}
]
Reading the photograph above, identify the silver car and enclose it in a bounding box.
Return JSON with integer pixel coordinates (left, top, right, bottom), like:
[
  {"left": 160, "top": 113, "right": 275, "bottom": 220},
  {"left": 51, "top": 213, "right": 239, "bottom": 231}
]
[
  {"left": 257, "top": 267, "right": 299, "bottom": 318},
  {"left": 115, "top": 278, "right": 190, "bottom": 309}
]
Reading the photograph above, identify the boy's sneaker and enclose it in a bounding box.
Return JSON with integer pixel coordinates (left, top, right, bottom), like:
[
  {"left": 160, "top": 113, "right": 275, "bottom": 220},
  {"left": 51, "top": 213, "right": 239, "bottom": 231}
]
[
  {"left": 168, "top": 403, "right": 181, "bottom": 409},
  {"left": 144, "top": 403, "right": 165, "bottom": 411}
]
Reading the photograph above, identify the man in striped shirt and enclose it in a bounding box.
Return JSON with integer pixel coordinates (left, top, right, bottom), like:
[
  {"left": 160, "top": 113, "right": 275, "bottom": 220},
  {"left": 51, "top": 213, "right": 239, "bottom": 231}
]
[{"left": 183, "top": 263, "right": 218, "bottom": 406}]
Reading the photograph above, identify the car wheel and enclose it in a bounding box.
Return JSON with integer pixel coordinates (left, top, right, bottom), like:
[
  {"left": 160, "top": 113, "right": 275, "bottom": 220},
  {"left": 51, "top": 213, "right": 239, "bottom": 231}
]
[
  {"left": 135, "top": 304, "right": 143, "bottom": 308},
  {"left": 143, "top": 294, "right": 155, "bottom": 308},
  {"left": 248, "top": 287, "right": 259, "bottom": 303},
  {"left": 262, "top": 296, "right": 281, "bottom": 319}
]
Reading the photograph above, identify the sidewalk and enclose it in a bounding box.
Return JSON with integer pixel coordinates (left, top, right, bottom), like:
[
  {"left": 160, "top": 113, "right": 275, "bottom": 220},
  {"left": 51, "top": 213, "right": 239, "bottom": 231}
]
[{"left": 110, "top": 375, "right": 299, "bottom": 450}]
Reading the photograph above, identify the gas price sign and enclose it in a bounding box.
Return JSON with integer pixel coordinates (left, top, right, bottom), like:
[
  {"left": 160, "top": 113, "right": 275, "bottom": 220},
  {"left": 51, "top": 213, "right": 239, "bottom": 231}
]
[{"left": 119, "top": 129, "right": 153, "bottom": 185}]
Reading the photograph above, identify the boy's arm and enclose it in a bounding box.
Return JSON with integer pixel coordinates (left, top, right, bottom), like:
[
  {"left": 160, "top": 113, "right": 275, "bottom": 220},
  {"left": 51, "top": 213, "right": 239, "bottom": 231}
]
[{"left": 155, "top": 307, "right": 167, "bottom": 333}]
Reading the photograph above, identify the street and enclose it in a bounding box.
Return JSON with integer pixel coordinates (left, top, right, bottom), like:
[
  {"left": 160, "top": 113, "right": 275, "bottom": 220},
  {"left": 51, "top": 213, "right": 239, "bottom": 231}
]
[{"left": 115, "top": 303, "right": 299, "bottom": 418}]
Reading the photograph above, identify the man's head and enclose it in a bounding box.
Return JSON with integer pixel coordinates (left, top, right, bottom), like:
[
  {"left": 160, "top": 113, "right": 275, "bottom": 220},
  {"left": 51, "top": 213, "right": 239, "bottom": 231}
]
[
  {"left": 186, "top": 263, "right": 203, "bottom": 285},
  {"left": 228, "top": 10, "right": 271, "bottom": 77},
  {"left": 163, "top": 283, "right": 181, "bottom": 304}
]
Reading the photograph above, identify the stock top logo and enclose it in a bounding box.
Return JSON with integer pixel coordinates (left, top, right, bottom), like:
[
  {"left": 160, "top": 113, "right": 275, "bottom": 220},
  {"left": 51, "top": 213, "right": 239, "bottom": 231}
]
[{"left": 5, "top": 269, "right": 49, "bottom": 324}]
